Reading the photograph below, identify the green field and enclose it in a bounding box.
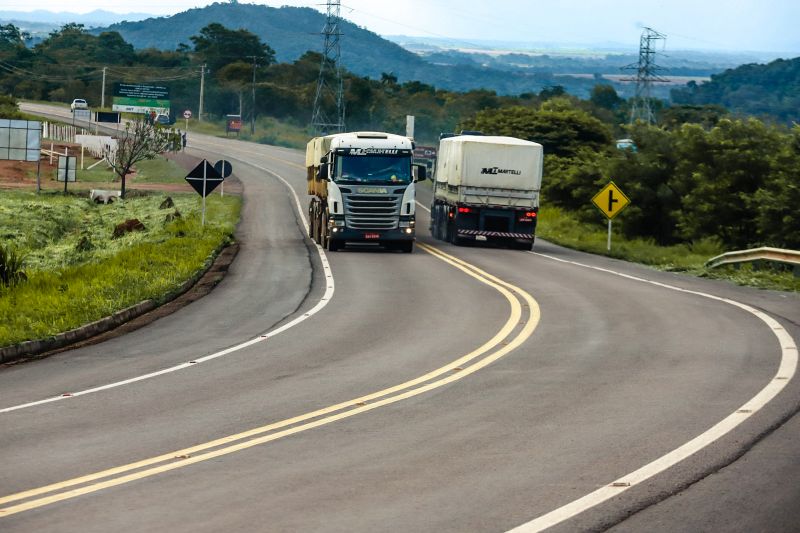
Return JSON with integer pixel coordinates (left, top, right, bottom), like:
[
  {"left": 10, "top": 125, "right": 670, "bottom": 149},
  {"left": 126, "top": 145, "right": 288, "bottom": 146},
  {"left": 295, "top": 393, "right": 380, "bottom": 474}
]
[
  {"left": 66, "top": 155, "right": 189, "bottom": 185},
  {"left": 0, "top": 190, "right": 241, "bottom": 347},
  {"left": 184, "top": 116, "right": 309, "bottom": 149}
]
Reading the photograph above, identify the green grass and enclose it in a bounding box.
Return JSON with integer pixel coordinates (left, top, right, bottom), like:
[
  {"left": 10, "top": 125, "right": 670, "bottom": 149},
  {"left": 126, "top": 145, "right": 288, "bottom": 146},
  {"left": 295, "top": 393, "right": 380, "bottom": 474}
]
[
  {"left": 537, "top": 206, "right": 800, "bottom": 292},
  {"left": 186, "top": 116, "right": 309, "bottom": 149},
  {"left": 0, "top": 190, "right": 241, "bottom": 347},
  {"left": 130, "top": 157, "right": 191, "bottom": 184}
]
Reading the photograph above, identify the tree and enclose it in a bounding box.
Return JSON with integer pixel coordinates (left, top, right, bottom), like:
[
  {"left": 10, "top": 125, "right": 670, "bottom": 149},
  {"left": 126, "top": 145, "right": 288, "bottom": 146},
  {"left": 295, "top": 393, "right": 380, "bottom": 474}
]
[
  {"left": 190, "top": 23, "right": 275, "bottom": 73},
  {"left": 660, "top": 104, "right": 727, "bottom": 130},
  {"left": 217, "top": 60, "right": 254, "bottom": 115},
  {"left": 104, "top": 120, "right": 173, "bottom": 200},
  {"left": 589, "top": 84, "right": 622, "bottom": 110},
  {"left": 461, "top": 99, "right": 612, "bottom": 158},
  {"left": 672, "top": 119, "right": 783, "bottom": 248},
  {"left": 0, "top": 24, "right": 29, "bottom": 51}
]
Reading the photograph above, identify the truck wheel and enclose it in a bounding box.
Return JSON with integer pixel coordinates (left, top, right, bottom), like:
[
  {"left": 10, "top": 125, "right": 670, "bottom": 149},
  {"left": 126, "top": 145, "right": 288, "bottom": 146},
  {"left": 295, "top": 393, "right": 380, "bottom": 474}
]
[
  {"left": 401, "top": 241, "right": 414, "bottom": 253},
  {"left": 320, "top": 212, "right": 328, "bottom": 248},
  {"left": 433, "top": 205, "right": 444, "bottom": 241},
  {"left": 447, "top": 221, "right": 462, "bottom": 246},
  {"left": 308, "top": 203, "right": 316, "bottom": 240},
  {"left": 327, "top": 237, "right": 340, "bottom": 252}
]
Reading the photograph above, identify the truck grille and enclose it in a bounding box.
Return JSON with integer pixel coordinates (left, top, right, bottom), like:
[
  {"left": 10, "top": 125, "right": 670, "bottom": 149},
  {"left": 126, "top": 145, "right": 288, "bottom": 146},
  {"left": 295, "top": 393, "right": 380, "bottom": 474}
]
[{"left": 344, "top": 194, "right": 401, "bottom": 230}]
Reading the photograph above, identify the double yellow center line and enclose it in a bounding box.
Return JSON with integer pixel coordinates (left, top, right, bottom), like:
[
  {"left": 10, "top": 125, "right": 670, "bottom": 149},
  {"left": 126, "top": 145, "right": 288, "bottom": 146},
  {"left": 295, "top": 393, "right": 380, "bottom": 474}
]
[{"left": 0, "top": 243, "right": 540, "bottom": 518}]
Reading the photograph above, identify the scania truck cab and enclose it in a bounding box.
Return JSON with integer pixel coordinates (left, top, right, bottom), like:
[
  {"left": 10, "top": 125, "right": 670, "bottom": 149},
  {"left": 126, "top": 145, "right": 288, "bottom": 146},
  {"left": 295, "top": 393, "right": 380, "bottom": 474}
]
[{"left": 306, "top": 131, "right": 426, "bottom": 252}]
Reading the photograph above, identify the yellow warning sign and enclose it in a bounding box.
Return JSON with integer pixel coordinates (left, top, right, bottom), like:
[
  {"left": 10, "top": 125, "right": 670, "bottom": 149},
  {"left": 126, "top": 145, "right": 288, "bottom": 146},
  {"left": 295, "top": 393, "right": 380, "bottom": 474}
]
[{"left": 592, "top": 181, "right": 631, "bottom": 220}]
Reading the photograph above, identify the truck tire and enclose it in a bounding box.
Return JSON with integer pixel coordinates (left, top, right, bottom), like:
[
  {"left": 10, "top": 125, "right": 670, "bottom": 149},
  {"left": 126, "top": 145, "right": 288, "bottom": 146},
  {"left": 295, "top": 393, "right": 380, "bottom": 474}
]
[
  {"left": 327, "top": 237, "right": 340, "bottom": 252},
  {"left": 308, "top": 202, "right": 316, "bottom": 241},
  {"left": 320, "top": 212, "right": 328, "bottom": 248},
  {"left": 447, "top": 219, "right": 464, "bottom": 246},
  {"left": 401, "top": 241, "right": 414, "bottom": 253}
]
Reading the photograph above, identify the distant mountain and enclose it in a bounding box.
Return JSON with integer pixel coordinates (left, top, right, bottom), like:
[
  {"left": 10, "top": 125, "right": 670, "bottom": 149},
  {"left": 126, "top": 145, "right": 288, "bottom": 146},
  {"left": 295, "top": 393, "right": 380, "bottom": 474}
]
[
  {"left": 96, "top": 4, "right": 430, "bottom": 76},
  {"left": 0, "top": 9, "right": 153, "bottom": 27},
  {"left": 89, "top": 2, "right": 584, "bottom": 96}
]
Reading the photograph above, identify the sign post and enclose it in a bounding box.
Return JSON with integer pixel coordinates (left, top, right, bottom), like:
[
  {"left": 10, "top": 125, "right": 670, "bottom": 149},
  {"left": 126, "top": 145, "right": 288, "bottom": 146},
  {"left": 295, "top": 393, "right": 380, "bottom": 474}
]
[
  {"left": 591, "top": 181, "right": 631, "bottom": 252},
  {"left": 213, "top": 159, "right": 233, "bottom": 197},
  {"left": 185, "top": 160, "right": 223, "bottom": 226},
  {"left": 183, "top": 109, "right": 192, "bottom": 131},
  {"left": 56, "top": 154, "right": 77, "bottom": 194}
]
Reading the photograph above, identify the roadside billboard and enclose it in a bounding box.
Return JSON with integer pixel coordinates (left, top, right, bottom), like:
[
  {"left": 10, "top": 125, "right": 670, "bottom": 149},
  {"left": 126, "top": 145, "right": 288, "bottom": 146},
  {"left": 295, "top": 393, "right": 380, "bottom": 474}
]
[
  {"left": 112, "top": 83, "right": 170, "bottom": 115},
  {"left": 226, "top": 115, "right": 242, "bottom": 133},
  {"left": 96, "top": 111, "right": 121, "bottom": 124}
]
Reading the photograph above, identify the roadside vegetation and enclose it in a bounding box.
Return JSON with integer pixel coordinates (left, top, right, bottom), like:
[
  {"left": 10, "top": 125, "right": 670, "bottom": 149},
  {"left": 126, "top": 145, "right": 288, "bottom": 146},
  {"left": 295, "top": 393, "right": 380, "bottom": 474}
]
[
  {"left": 0, "top": 190, "right": 240, "bottom": 348},
  {"left": 186, "top": 115, "right": 308, "bottom": 149},
  {"left": 536, "top": 207, "right": 800, "bottom": 292}
]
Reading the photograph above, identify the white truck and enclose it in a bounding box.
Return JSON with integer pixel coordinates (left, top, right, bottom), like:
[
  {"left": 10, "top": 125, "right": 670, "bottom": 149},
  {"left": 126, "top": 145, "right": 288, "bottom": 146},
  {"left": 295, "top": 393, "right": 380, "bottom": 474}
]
[
  {"left": 429, "top": 134, "right": 543, "bottom": 250},
  {"left": 306, "top": 131, "right": 427, "bottom": 252}
]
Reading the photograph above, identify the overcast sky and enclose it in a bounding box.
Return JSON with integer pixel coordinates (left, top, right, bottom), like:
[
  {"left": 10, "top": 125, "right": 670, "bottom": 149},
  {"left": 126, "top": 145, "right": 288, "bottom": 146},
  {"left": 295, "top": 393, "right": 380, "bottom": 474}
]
[{"left": 5, "top": 0, "right": 800, "bottom": 53}]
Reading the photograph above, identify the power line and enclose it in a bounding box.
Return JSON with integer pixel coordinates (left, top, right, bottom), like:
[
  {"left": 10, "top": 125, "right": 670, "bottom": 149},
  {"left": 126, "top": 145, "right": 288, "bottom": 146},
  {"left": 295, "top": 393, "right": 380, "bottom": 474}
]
[
  {"left": 622, "top": 27, "right": 669, "bottom": 125},
  {"left": 311, "top": 0, "right": 345, "bottom": 134}
]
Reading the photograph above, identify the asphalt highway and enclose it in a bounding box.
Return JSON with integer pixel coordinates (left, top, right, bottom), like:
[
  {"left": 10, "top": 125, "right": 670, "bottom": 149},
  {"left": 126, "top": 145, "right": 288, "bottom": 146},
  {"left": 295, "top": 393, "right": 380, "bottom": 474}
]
[{"left": 2, "top": 104, "right": 799, "bottom": 532}]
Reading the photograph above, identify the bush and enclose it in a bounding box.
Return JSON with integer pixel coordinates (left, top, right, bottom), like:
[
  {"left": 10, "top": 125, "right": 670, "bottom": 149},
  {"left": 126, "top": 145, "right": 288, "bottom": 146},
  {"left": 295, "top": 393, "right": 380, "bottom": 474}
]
[{"left": 0, "top": 244, "right": 27, "bottom": 288}]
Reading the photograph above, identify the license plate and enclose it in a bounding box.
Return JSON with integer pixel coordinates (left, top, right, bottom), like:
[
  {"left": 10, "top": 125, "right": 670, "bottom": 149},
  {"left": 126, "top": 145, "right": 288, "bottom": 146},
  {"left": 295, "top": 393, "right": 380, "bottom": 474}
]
[{"left": 364, "top": 233, "right": 380, "bottom": 239}]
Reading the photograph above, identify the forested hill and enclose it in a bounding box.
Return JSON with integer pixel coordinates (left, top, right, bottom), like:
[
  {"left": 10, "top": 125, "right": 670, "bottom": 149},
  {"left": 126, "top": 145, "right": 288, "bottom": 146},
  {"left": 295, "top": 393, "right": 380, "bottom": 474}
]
[
  {"left": 98, "top": 3, "right": 428, "bottom": 78},
  {"left": 671, "top": 56, "right": 800, "bottom": 124},
  {"left": 94, "top": 2, "right": 580, "bottom": 96}
]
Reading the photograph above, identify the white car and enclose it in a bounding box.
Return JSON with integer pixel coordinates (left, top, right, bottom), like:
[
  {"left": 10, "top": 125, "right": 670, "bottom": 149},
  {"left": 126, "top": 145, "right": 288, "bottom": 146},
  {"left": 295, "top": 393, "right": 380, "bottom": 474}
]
[{"left": 70, "top": 99, "right": 88, "bottom": 111}]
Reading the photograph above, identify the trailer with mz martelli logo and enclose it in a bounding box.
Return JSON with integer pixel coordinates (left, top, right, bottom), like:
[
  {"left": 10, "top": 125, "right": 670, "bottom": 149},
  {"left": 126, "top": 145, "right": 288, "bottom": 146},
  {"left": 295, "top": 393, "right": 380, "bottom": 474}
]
[{"left": 430, "top": 133, "right": 543, "bottom": 250}]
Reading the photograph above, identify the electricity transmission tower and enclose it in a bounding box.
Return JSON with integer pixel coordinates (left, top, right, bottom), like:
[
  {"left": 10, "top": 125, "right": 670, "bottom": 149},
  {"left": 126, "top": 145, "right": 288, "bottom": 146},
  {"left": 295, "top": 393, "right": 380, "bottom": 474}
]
[
  {"left": 623, "top": 27, "right": 668, "bottom": 124},
  {"left": 311, "top": 0, "right": 345, "bottom": 134}
]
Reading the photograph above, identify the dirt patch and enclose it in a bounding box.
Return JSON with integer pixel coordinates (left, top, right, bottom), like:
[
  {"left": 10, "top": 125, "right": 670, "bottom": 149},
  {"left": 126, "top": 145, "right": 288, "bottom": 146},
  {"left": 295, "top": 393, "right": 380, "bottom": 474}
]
[{"left": 0, "top": 141, "right": 78, "bottom": 186}]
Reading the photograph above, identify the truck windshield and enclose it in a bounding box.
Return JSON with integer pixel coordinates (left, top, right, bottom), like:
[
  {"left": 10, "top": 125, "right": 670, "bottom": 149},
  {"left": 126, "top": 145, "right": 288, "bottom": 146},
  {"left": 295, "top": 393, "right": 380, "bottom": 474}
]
[{"left": 335, "top": 155, "right": 411, "bottom": 184}]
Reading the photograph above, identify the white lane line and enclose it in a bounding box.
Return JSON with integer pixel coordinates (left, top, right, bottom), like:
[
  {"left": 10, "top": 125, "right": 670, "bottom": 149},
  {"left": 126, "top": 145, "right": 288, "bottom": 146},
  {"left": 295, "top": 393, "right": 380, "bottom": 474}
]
[
  {"left": 508, "top": 252, "right": 798, "bottom": 532},
  {"left": 1, "top": 164, "right": 333, "bottom": 414}
]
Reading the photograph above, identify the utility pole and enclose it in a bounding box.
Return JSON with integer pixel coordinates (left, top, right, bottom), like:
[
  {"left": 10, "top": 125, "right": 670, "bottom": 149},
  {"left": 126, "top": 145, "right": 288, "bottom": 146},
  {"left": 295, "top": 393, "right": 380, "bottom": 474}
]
[
  {"left": 311, "top": 0, "right": 345, "bottom": 134},
  {"left": 101, "top": 66, "right": 107, "bottom": 109},
  {"left": 246, "top": 55, "right": 259, "bottom": 135},
  {"left": 199, "top": 63, "right": 206, "bottom": 122},
  {"left": 622, "top": 27, "right": 669, "bottom": 124}
]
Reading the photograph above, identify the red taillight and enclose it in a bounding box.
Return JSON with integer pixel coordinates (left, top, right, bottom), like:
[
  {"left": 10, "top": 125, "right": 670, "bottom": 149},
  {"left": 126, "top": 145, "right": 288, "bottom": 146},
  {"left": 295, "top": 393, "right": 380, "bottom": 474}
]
[
  {"left": 525, "top": 211, "right": 537, "bottom": 218},
  {"left": 457, "top": 207, "right": 472, "bottom": 214}
]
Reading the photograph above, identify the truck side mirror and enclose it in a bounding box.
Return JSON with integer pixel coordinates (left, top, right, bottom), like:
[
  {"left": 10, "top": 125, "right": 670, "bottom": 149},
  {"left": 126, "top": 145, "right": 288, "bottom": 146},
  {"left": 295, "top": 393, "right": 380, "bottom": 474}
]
[
  {"left": 320, "top": 155, "right": 328, "bottom": 164},
  {"left": 413, "top": 163, "right": 427, "bottom": 182},
  {"left": 318, "top": 164, "right": 329, "bottom": 181}
]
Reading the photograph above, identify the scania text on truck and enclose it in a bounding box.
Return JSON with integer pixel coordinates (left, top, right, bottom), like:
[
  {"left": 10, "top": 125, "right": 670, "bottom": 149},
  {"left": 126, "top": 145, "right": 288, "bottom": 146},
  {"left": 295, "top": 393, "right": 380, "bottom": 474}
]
[
  {"left": 306, "top": 131, "right": 427, "bottom": 252},
  {"left": 429, "top": 134, "right": 543, "bottom": 250}
]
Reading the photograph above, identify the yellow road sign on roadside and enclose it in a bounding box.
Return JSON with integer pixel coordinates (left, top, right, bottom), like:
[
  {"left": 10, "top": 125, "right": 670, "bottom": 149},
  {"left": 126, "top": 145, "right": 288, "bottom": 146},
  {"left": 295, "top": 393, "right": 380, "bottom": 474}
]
[{"left": 592, "top": 181, "right": 630, "bottom": 219}]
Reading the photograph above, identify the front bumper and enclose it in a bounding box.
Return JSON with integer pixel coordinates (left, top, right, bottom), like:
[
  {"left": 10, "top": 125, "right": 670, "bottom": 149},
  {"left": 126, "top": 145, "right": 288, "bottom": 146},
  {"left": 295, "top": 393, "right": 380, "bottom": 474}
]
[{"left": 329, "top": 226, "right": 415, "bottom": 242}]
